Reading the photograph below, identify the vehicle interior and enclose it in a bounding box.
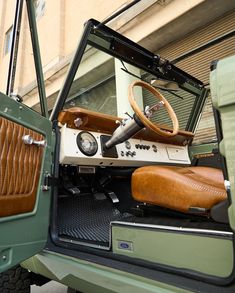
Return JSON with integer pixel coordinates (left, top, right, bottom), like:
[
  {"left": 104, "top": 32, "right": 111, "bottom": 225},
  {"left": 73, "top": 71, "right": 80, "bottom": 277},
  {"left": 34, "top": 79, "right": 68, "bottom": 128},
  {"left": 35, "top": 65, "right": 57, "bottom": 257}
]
[{"left": 48, "top": 19, "right": 233, "bottom": 283}]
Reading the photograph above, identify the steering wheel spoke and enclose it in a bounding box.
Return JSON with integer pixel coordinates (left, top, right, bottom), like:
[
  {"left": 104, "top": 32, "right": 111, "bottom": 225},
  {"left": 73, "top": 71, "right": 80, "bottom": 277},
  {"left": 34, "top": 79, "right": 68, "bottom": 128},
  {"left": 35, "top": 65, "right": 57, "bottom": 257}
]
[{"left": 145, "top": 101, "right": 165, "bottom": 118}]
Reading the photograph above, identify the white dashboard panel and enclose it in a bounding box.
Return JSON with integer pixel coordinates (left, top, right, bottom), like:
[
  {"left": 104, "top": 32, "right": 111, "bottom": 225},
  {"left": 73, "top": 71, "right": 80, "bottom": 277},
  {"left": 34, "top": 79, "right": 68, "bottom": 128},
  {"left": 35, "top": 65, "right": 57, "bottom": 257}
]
[{"left": 59, "top": 125, "right": 191, "bottom": 167}]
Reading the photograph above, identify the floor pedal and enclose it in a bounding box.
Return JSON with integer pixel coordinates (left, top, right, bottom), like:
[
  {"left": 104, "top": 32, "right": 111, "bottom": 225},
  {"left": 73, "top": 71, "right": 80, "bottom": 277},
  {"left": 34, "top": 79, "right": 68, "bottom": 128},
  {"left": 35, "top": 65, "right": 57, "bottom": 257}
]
[{"left": 106, "top": 191, "right": 119, "bottom": 203}]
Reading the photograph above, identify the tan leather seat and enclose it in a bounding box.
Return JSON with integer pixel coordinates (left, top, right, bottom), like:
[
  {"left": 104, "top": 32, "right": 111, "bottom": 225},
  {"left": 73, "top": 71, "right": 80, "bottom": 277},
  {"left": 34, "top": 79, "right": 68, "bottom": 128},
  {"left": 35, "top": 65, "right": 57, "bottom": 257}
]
[{"left": 132, "top": 166, "right": 227, "bottom": 213}]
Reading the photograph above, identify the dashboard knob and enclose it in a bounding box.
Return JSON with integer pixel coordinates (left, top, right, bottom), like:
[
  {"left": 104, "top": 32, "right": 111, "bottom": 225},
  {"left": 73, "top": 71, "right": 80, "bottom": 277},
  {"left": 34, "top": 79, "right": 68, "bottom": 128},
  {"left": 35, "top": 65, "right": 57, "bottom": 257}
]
[
  {"left": 126, "top": 151, "right": 135, "bottom": 157},
  {"left": 125, "top": 141, "right": 131, "bottom": 149}
]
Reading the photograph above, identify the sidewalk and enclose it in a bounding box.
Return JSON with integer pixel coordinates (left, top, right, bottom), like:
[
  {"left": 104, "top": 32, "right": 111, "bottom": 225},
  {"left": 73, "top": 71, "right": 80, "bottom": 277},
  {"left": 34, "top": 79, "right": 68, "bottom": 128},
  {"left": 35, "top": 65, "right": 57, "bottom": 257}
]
[{"left": 31, "top": 281, "right": 67, "bottom": 292}]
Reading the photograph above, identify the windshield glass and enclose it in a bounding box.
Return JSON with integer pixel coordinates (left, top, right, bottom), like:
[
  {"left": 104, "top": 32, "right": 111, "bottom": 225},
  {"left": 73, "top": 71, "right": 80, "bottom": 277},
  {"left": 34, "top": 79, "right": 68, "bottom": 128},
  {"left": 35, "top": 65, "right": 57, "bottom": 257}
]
[{"left": 65, "top": 46, "right": 117, "bottom": 116}]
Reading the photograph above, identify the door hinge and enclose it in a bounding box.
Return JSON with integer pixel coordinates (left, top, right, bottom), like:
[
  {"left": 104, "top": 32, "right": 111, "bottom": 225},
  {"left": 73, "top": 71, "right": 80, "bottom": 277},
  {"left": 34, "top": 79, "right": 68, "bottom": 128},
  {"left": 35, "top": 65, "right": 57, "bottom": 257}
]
[{"left": 43, "top": 173, "right": 59, "bottom": 191}]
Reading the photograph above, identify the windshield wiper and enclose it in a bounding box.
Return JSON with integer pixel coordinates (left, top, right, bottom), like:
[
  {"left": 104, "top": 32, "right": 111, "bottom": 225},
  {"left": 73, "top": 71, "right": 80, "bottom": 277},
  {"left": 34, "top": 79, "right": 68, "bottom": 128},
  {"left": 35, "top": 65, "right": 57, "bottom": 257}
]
[{"left": 120, "top": 60, "right": 184, "bottom": 100}]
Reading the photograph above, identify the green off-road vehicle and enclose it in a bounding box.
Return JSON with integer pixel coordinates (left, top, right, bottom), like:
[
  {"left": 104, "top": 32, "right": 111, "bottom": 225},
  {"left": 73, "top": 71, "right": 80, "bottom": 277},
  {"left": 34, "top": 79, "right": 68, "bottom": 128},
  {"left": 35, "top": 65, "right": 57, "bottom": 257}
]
[{"left": 1, "top": 1, "right": 235, "bottom": 292}]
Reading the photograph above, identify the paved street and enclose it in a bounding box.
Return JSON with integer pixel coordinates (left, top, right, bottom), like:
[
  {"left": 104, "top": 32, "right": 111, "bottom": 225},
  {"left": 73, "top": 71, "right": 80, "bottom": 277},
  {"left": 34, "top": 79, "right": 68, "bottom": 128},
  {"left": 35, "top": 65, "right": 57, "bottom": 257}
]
[{"left": 31, "top": 281, "right": 67, "bottom": 292}]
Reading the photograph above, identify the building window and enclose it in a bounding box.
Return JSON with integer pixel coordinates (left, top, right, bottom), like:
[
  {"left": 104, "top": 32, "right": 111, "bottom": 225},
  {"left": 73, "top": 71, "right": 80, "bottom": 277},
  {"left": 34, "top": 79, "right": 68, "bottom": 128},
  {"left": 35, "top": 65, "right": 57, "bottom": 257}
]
[
  {"left": 4, "top": 26, "right": 13, "bottom": 55},
  {"left": 34, "top": 0, "right": 45, "bottom": 19}
]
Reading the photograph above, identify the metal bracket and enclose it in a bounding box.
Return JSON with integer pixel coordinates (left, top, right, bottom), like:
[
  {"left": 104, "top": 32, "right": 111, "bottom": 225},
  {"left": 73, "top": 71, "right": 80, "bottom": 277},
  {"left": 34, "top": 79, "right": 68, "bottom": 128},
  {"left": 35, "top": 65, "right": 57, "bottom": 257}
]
[
  {"left": 224, "top": 180, "right": 231, "bottom": 191},
  {"left": 43, "top": 173, "right": 58, "bottom": 191}
]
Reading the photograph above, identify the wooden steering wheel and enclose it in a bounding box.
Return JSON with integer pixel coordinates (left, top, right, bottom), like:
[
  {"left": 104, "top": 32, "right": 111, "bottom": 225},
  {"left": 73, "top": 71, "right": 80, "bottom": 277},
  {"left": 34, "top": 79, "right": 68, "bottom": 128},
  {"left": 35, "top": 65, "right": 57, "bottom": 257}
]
[{"left": 128, "top": 80, "right": 179, "bottom": 137}]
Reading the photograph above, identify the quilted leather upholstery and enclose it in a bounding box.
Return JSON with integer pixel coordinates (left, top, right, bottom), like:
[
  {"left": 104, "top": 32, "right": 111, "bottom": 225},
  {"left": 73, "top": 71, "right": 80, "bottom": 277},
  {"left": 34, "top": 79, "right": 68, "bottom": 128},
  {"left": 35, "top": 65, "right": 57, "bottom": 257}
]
[
  {"left": 0, "top": 117, "right": 44, "bottom": 217},
  {"left": 132, "top": 166, "right": 227, "bottom": 213}
]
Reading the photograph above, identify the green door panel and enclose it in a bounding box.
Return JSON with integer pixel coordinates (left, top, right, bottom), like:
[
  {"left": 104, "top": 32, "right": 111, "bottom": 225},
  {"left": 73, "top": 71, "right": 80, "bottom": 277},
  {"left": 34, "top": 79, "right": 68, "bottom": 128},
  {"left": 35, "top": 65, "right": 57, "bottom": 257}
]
[
  {"left": 189, "top": 142, "right": 218, "bottom": 161},
  {"left": 0, "top": 92, "right": 53, "bottom": 272},
  {"left": 210, "top": 55, "right": 235, "bottom": 230}
]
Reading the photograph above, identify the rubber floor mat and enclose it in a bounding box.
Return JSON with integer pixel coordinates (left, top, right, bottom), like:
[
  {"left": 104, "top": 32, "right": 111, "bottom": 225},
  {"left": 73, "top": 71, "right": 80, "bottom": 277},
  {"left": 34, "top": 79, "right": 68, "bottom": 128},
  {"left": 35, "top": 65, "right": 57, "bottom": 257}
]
[{"left": 57, "top": 194, "right": 130, "bottom": 247}]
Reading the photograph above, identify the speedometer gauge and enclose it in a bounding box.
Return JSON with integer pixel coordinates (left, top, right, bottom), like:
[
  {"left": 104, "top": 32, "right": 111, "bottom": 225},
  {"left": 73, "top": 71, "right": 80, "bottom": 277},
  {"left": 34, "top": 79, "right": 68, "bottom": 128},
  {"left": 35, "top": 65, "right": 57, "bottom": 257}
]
[{"left": 76, "top": 131, "right": 98, "bottom": 156}]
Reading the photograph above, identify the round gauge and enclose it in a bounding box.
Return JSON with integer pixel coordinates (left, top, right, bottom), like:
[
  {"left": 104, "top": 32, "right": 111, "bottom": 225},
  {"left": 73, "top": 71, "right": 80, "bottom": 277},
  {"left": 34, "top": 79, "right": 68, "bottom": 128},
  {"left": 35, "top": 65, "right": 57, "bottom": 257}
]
[{"left": 76, "top": 131, "right": 98, "bottom": 156}]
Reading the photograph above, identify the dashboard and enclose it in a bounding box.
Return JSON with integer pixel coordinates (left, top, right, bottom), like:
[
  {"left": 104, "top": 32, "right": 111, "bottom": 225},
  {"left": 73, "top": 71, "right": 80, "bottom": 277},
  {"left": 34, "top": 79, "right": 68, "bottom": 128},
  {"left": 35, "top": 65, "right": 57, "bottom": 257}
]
[{"left": 59, "top": 124, "right": 191, "bottom": 167}]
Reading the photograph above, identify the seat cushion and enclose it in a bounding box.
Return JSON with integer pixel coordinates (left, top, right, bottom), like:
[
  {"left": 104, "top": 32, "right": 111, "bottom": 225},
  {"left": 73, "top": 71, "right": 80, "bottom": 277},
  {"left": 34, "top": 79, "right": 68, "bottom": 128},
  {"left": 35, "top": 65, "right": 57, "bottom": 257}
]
[{"left": 131, "top": 166, "right": 227, "bottom": 213}]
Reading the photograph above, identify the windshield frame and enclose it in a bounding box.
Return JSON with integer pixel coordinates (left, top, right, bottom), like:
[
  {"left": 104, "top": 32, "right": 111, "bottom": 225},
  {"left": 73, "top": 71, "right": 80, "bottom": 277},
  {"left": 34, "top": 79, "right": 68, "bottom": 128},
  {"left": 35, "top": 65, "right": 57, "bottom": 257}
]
[{"left": 50, "top": 19, "right": 208, "bottom": 133}]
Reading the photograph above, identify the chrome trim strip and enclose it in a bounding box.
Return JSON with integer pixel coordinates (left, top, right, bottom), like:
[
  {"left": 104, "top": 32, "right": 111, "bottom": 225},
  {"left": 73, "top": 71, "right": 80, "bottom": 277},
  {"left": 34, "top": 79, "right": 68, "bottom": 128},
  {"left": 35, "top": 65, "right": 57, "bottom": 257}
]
[
  {"left": 111, "top": 221, "right": 233, "bottom": 239},
  {"left": 59, "top": 237, "right": 111, "bottom": 250}
]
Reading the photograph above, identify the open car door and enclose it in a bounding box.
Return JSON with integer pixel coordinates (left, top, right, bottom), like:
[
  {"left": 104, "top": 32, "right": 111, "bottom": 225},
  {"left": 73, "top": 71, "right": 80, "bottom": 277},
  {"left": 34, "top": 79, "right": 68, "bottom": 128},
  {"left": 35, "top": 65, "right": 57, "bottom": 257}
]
[
  {"left": 0, "top": 92, "right": 53, "bottom": 272},
  {"left": 0, "top": 0, "right": 53, "bottom": 273}
]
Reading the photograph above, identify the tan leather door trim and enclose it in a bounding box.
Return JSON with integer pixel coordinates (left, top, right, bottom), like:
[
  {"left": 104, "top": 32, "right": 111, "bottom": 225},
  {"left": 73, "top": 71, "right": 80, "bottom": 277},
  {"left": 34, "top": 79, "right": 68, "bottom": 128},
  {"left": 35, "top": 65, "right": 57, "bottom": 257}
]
[{"left": 0, "top": 117, "right": 44, "bottom": 217}]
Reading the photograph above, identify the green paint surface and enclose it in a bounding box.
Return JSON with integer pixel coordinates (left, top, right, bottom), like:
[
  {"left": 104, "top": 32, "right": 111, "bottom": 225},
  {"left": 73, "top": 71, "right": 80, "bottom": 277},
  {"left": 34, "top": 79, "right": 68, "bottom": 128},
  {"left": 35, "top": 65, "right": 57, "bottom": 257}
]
[
  {"left": 22, "top": 252, "right": 191, "bottom": 293},
  {"left": 189, "top": 142, "right": 218, "bottom": 160},
  {"left": 112, "top": 226, "right": 233, "bottom": 278},
  {"left": 0, "top": 92, "right": 53, "bottom": 272},
  {"left": 210, "top": 55, "right": 235, "bottom": 230}
]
